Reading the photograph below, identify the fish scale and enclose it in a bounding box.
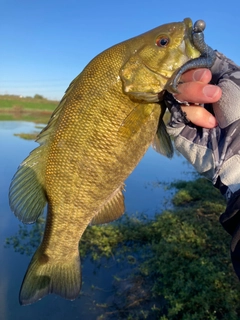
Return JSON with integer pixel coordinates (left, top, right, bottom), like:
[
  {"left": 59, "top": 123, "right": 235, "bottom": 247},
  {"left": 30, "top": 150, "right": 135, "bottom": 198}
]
[{"left": 9, "top": 18, "right": 209, "bottom": 305}]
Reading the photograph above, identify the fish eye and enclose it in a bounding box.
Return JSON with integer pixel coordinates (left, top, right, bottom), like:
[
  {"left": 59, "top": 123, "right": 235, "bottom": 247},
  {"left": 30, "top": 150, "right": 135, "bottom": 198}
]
[{"left": 155, "top": 36, "right": 170, "bottom": 47}]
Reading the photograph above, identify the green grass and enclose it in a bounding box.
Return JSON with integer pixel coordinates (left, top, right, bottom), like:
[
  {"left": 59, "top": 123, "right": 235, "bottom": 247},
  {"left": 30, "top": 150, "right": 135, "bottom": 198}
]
[
  {"left": 0, "top": 94, "right": 58, "bottom": 111},
  {"left": 0, "top": 99, "right": 57, "bottom": 110},
  {"left": 0, "top": 94, "right": 58, "bottom": 123}
]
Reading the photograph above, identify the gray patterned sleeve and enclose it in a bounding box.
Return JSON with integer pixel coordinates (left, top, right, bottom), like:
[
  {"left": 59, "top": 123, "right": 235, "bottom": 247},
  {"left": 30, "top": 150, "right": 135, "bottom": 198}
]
[
  {"left": 166, "top": 51, "right": 240, "bottom": 280},
  {"left": 166, "top": 51, "right": 240, "bottom": 197}
]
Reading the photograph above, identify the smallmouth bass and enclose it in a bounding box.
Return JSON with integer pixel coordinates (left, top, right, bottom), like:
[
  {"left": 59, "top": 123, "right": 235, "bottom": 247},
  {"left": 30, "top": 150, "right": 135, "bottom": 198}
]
[{"left": 9, "top": 18, "right": 202, "bottom": 305}]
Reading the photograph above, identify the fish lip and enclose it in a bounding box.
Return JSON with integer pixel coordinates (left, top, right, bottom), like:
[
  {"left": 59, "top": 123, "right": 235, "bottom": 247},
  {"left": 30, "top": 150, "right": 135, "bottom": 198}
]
[
  {"left": 183, "top": 17, "right": 195, "bottom": 55},
  {"left": 183, "top": 17, "right": 193, "bottom": 30}
]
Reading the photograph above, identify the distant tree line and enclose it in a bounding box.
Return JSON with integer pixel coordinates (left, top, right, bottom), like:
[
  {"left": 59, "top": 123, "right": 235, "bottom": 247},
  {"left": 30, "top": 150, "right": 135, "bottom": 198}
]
[{"left": 33, "top": 94, "right": 44, "bottom": 99}]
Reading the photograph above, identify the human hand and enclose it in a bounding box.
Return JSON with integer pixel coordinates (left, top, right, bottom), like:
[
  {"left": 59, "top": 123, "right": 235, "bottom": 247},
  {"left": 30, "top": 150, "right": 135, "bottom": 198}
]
[{"left": 174, "top": 68, "right": 222, "bottom": 128}]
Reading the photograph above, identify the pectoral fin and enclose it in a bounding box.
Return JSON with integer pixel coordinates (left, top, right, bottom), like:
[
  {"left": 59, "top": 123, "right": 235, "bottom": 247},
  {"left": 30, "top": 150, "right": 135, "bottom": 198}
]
[
  {"left": 118, "top": 103, "right": 158, "bottom": 140},
  {"left": 152, "top": 117, "right": 174, "bottom": 158},
  {"left": 152, "top": 104, "right": 173, "bottom": 158},
  {"left": 91, "top": 185, "right": 125, "bottom": 225}
]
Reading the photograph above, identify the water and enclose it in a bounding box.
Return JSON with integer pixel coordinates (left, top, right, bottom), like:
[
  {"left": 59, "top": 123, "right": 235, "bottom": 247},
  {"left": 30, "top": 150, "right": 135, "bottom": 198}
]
[{"left": 0, "top": 121, "right": 193, "bottom": 320}]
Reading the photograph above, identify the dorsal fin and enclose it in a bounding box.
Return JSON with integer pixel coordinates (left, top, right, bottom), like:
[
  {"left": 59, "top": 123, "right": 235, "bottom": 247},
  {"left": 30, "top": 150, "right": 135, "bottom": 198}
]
[
  {"left": 91, "top": 185, "right": 125, "bottom": 225},
  {"left": 8, "top": 95, "right": 66, "bottom": 223},
  {"left": 9, "top": 75, "right": 82, "bottom": 223},
  {"left": 37, "top": 73, "right": 81, "bottom": 145}
]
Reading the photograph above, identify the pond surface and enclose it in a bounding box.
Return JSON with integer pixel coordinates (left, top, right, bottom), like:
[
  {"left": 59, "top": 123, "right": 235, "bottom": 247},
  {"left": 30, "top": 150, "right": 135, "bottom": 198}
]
[{"left": 0, "top": 121, "right": 193, "bottom": 320}]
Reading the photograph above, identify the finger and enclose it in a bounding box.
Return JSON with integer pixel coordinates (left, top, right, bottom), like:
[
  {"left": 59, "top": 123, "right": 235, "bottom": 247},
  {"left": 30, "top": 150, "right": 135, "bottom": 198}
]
[
  {"left": 182, "top": 105, "right": 218, "bottom": 128},
  {"left": 180, "top": 68, "right": 212, "bottom": 83},
  {"left": 175, "top": 82, "right": 222, "bottom": 104}
]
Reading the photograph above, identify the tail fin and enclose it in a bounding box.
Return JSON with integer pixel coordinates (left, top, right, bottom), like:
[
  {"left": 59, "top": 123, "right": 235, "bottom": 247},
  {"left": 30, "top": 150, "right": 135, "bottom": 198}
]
[{"left": 20, "top": 249, "right": 81, "bottom": 305}]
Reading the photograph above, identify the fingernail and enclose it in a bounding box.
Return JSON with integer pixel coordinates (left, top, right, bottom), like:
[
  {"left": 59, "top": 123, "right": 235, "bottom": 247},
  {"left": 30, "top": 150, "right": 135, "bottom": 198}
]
[
  {"left": 203, "top": 85, "right": 219, "bottom": 99},
  {"left": 208, "top": 115, "right": 218, "bottom": 127},
  {"left": 193, "top": 69, "right": 207, "bottom": 81}
]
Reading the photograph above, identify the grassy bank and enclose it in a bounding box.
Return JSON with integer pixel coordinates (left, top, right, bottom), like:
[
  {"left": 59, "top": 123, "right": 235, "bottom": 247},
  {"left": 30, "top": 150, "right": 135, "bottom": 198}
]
[
  {"left": 6, "top": 177, "right": 240, "bottom": 319},
  {"left": 0, "top": 94, "right": 58, "bottom": 123}
]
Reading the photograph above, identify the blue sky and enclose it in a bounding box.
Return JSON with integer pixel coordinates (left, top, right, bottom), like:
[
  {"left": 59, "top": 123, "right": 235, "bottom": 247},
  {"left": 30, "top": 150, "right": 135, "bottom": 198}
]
[{"left": 1, "top": 0, "right": 240, "bottom": 100}]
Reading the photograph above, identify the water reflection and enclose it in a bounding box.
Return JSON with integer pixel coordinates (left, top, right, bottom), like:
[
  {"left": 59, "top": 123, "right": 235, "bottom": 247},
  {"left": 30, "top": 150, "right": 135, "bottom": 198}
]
[{"left": 1, "top": 121, "right": 193, "bottom": 319}]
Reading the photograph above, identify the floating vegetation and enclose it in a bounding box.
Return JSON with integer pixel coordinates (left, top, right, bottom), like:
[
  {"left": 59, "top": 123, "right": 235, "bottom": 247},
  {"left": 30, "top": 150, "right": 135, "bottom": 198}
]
[{"left": 14, "top": 132, "right": 39, "bottom": 140}]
